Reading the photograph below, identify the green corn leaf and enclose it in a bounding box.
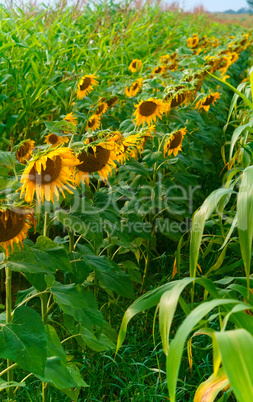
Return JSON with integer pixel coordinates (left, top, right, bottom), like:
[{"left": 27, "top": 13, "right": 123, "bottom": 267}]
[
  {"left": 215, "top": 329, "right": 253, "bottom": 402},
  {"left": 237, "top": 166, "right": 253, "bottom": 294}
]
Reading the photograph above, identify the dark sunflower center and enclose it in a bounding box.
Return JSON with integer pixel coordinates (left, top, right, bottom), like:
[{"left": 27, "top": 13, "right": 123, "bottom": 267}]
[
  {"left": 107, "top": 96, "right": 118, "bottom": 107},
  {"left": 155, "top": 67, "right": 162, "bottom": 73},
  {"left": 0, "top": 209, "right": 26, "bottom": 242},
  {"left": 170, "top": 93, "right": 185, "bottom": 108},
  {"left": 169, "top": 132, "right": 183, "bottom": 149},
  {"left": 132, "top": 83, "right": 139, "bottom": 91},
  {"left": 17, "top": 142, "right": 30, "bottom": 158},
  {"left": 77, "top": 146, "right": 110, "bottom": 173},
  {"left": 28, "top": 155, "right": 62, "bottom": 185},
  {"left": 48, "top": 134, "right": 59, "bottom": 144},
  {"left": 132, "top": 61, "right": 136, "bottom": 68},
  {"left": 79, "top": 77, "right": 91, "bottom": 91},
  {"left": 95, "top": 104, "right": 104, "bottom": 115},
  {"left": 88, "top": 118, "right": 96, "bottom": 128},
  {"left": 139, "top": 101, "right": 157, "bottom": 117},
  {"left": 202, "top": 95, "right": 214, "bottom": 106}
]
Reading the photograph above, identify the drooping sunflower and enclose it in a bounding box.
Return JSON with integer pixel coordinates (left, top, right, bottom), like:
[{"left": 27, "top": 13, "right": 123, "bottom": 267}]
[
  {"left": 44, "top": 134, "right": 69, "bottom": 147},
  {"left": 134, "top": 98, "right": 167, "bottom": 126},
  {"left": 160, "top": 53, "right": 178, "bottom": 65},
  {"left": 75, "top": 141, "right": 118, "bottom": 186},
  {"left": 16, "top": 140, "right": 35, "bottom": 164},
  {"left": 125, "top": 78, "right": 143, "bottom": 97},
  {"left": 167, "top": 61, "right": 178, "bottom": 72},
  {"left": 166, "top": 90, "right": 193, "bottom": 111},
  {"left": 187, "top": 34, "right": 199, "bottom": 49},
  {"left": 195, "top": 93, "right": 220, "bottom": 112},
  {"left": 77, "top": 75, "right": 98, "bottom": 100},
  {"left": 0, "top": 207, "right": 35, "bottom": 256},
  {"left": 128, "top": 59, "right": 142, "bottom": 73},
  {"left": 152, "top": 65, "right": 167, "bottom": 75},
  {"left": 163, "top": 127, "right": 187, "bottom": 157},
  {"left": 95, "top": 102, "right": 108, "bottom": 116},
  {"left": 19, "top": 148, "right": 77, "bottom": 205},
  {"left": 86, "top": 115, "right": 101, "bottom": 131},
  {"left": 106, "top": 96, "right": 118, "bottom": 108},
  {"left": 64, "top": 112, "right": 78, "bottom": 126}
]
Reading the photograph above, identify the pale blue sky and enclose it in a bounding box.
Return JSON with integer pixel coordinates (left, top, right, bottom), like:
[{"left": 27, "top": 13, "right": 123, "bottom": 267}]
[{"left": 181, "top": 0, "right": 249, "bottom": 12}]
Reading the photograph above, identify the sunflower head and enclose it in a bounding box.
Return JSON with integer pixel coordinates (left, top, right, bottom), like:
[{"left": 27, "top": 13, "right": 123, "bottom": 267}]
[
  {"left": 75, "top": 142, "right": 117, "bottom": 186},
  {"left": 133, "top": 98, "right": 167, "bottom": 126},
  {"left": 0, "top": 207, "right": 36, "bottom": 257},
  {"left": 195, "top": 92, "right": 220, "bottom": 112},
  {"left": 106, "top": 96, "right": 118, "bottom": 108},
  {"left": 77, "top": 74, "right": 98, "bottom": 100},
  {"left": 19, "top": 148, "right": 77, "bottom": 205},
  {"left": 16, "top": 140, "right": 35, "bottom": 164},
  {"left": 163, "top": 127, "right": 187, "bottom": 157},
  {"left": 153, "top": 65, "right": 167, "bottom": 75},
  {"left": 64, "top": 112, "right": 78, "bottom": 126},
  {"left": 86, "top": 115, "right": 101, "bottom": 131},
  {"left": 125, "top": 78, "right": 143, "bottom": 97},
  {"left": 44, "top": 134, "right": 69, "bottom": 147},
  {"left": 187, "top": 34, "right": 199, "bottom": 49},
  {"left": 95, "top": 102, "right": 108, "bottom": 116},
  {"left": 128, "top": 59, "right": 142, "bottom": 73}
]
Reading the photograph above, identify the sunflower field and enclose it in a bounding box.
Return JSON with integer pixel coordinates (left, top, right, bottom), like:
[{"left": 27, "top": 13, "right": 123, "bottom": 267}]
[{"left": 0, "top": 1, "right": 253, "bottom": 401}]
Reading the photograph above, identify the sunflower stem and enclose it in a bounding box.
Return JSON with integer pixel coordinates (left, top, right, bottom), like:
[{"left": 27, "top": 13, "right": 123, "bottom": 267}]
[
  {"left": 41, "top": 292, "right": 48, "bottom": 402},
  {"left": 5, "top": 266, "right": 14, "bottom": 400},
  {"left": 42, "top": 211, "right": 50, "bottom": 402},
  {"left": 68, "top": 229, "right": 75, "bottom": 252},
  {"left": 43, "top": 211, "right": 50, "bottom": 237}
]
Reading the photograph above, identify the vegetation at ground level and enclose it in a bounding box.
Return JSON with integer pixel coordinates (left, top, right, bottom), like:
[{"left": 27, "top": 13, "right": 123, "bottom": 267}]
[{"left": 0, "top": 1, "right": 252, "bottom": 401}]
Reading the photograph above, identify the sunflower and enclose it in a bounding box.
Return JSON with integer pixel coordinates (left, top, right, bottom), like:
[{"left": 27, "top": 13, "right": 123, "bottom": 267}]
[
  {"left": 152, "top": 65, "right": 167, "bottom": 75},
  {"left": 77, "top": 75, "right": 98, "bottom": 100},
  {"left": 106, "top": 96, "right": 118, "bottom": 108},
  {"left": 75, "top": 141, "right": 118, "bottom": 186},
  {"left": 166, "top": 90, "right": 193, "bottom": 110},
  {"left": 163, "top": 127, "right": 187, "bottom": 157},
  {"left": 167, "top": 61, "right": 178, "bottom": 71},
  {"left": 64, "top": 112, "right": 78, "bottom": 126},
  {"left": 86, "top": 115, "right": 101, "bottom": 131},
  {"left": 95, "top": 102, "right": 108, "bottom": 116},
  {"left": 195, "top": 93, "right": 220, "bottom": 112},
  {"left": 16, "top": 140, "right": 35, "bottom": 164},
  {"left": 125, "top": 78, "right": 143, "bottom": 97},
  {"left": 128, "top": 59, "right": 142, "bottom": 73},
  {"left": 187, "top": 34, "right": 199, "bottom": 49},
  {"left": 134, "top": 98, "right": 167, "bottom": 126},
  {"left": 19, "top": 148, "right": 77, "bottom": 205},
  {"left": 229, "top": 52, "right": 239, "bottom": 64},
  {"left": 44, "top": 134, "right": 69, "bottom": 147},
  {"left": 0, "top": 207, "right": 35, "bottom": 257}
]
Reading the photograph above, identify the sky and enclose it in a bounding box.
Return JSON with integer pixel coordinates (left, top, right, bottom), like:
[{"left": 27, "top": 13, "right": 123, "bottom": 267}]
[{"left": 181, "top": 0, "right": 249, "bottom": 12}]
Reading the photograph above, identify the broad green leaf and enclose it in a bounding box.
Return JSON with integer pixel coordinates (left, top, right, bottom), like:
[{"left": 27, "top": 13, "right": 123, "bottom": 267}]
[
  {"left": 84, "top": 254, "right": 135, "bottom": 299},
  {"left": 33, "top": 236, "right": 72, "bottom": 273},
  {"left": 36, "top": 356, "right": 88, "bottom": 390},
  {"left": 45, "top": 324, "right": 66, "bottom": 364},
  {"left": 51, "top": 284, "right": 103, "bottom": 330},
  {"left": 237, "top": 166, "right": 253, "bottom": 292},
  {"left": 190, "top": 188, "right": 234, "bottom": 277},
  {"left": 194, "top": 367, "right": 229, "bottom": 402},
  {"left": 0, "top": 306, "right": 47, "bottom": 376},
  {"left": 215, "top": 329, "right": 253, "bottom": 402}
]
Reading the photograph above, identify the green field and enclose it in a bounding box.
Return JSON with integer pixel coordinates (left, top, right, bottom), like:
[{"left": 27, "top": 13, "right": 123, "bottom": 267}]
[{"left": 0, "top": 2, "right": 253, "bottom": 401}]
